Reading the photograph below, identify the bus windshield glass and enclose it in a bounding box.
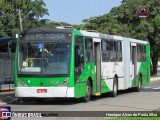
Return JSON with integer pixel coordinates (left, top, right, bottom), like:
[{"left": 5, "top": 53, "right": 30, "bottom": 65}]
[{"left": 18, "top": 32, "right": 71, "bottom": 76}]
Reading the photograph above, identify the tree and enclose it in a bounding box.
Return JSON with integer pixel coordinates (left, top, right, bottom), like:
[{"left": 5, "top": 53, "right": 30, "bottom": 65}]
[
  {"left": 40, "top": 19, "right": 71, "bottom": 28},
  {"left": 0, "top": 0, "right": 49, "bottom": 37},
  {"left": 82, "top": 0, "right": 160, "bottom": 75}
]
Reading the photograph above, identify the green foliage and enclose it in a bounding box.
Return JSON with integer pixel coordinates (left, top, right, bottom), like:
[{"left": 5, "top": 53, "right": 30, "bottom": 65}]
[
  {"left": 0, "top": 0, "right": 48, "bottom": 37},
  {"left": 40, "top": 19, "right": 71, "bottom": 28},
  {"left": 82, "top": 0, "right": 160, "bottom": 74}
]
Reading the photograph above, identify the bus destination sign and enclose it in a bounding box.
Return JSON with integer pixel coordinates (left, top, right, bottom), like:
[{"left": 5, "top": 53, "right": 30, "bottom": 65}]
[{"left": 24, "top": 33, "right": 70, "bottom": 41}]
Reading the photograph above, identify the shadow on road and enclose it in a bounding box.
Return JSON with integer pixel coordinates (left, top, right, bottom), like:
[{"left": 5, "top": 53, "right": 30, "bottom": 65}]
[
  {"left": 11, "top": 88, "right": 142, "bottom": 105},
  {"left": 10, "top": 80, "right": 160, "bottom": 105}
]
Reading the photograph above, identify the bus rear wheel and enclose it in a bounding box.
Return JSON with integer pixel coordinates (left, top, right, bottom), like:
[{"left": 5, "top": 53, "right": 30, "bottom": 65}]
[
  {"left": 82, "top": 81, "right": 91, "bottom": 102},
  {"left": 135, "top": 75, "right": 142, "bottom": 92},
  {"left": 110, "top": 77, "right": 118, "bottom": 97}
]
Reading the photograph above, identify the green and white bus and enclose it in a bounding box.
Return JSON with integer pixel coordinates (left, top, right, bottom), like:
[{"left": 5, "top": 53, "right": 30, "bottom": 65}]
[{"left": 14, "top": 28, "right": 150, "bottom": 102}]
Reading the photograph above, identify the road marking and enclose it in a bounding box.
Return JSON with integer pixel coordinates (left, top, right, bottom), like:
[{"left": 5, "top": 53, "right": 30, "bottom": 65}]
[
  {"left": 152, "top": 87, "right": 160, "bottom": 90},
  {"left": 142, "top": 86, "right": 160, "bottom": 90}
]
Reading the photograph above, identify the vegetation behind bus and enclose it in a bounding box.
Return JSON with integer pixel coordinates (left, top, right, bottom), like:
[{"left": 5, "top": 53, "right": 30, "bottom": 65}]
[
  {"left": 82, "top": 0, "right": 160, "bottom": 75},
  {"left": 1, "top": 0, "right": 158, "bottom": 76}
]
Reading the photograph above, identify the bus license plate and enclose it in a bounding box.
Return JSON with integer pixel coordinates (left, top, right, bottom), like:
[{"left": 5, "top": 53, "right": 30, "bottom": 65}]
[{"left": 37, "top": 89, "right": 47, "bottom": 93}]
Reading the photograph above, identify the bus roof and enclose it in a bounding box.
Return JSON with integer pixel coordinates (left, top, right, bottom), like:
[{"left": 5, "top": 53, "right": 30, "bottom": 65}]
[{"left": 79, "top": 30, "right": 148, "bottom": 44}]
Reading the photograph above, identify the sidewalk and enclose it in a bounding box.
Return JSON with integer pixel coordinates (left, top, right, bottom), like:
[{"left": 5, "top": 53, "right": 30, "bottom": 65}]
[
  {"left": 0, "top": 76, "right": 160, "bottom": 105},
  {"left": 0, "top": 90, "right": 15, "bottom": 105},
  {"left": 150, "top": 76, "right": 160, "bottom": 82}
]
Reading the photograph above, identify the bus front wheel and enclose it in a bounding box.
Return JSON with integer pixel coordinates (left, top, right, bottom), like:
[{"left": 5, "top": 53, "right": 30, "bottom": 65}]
[{"left": 82, "top": 81, "right": 91, "bottom": 102}]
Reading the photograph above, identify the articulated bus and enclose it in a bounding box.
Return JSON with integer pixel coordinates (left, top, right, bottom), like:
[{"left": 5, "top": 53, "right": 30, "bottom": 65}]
[{"left": 14, "top": 28, "right": 150, "bottom": 102}]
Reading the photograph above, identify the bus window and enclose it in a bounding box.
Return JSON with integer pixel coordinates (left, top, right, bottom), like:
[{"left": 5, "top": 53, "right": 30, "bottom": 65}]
[
  {"left": 117, "top": 41, "right": 122, "bottom": 62},
  {"left": 141, "top": 45, "right": 146, "bottom": 61},
  {"left": 101, "top": 40, "right": 110, "bottom": 62},
  {"left": 110, "top": 41, "right": 117, "bottom": 62},
  {"left": 74, "top": 36, "right": 84, "bottom": 82},
  {"left": 86, "top": 38, "right": 93, "bottom": 62},
  {"left": 137, "top": 45, "right": 142, "bottom": 62}
]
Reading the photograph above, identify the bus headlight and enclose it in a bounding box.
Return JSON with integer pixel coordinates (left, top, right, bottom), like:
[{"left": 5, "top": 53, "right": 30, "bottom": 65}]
[
  {"left": 18, "top": 79, "right": 28, "bottom": 87},
  {"left": 58, "top": 78, "right": 69, "bottom": 87}
]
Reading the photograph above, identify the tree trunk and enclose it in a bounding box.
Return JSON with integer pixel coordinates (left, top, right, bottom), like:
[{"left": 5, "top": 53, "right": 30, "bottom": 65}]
[{"left": 151, "top": 51, "right": 158, "bottom": 75}]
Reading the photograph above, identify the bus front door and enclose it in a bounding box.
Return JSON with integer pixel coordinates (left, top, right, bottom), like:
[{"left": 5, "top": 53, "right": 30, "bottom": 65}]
[
  {"left": 93, "top": 38, "right": 101, "bottom": 94},
  {"left": 131, "top": 43, "right": 137, "bottom": 86}
]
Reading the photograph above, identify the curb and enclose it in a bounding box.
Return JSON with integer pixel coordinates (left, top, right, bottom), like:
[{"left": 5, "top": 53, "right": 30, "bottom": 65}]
[
  {"left": 150, "top": 77, "right": 160, "bottom": 82},
  {"left": 0, "top": 98, "right": 17, "bottom": 105},
  {"left": 0, "top": 101, "right": 7, "bottom": 105},
  {"left": 0, "top": 91, "right": 15, "bottom": 105}
]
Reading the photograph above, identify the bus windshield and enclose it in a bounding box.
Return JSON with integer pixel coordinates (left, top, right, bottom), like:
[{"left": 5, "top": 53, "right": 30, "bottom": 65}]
[{"left": 18, "top": 42, "right": 71, "bottom": 76}]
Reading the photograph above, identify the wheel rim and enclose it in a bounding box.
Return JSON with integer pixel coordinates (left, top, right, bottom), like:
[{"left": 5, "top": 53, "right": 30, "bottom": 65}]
[
  {"left": 114, "top": 82, "right": 117, "bottom": 94},
  {"left": 86, "top": 85, "right": 90, "bottom": 98},
  {"left": 139, "top": 78, "right": 141, "bottom": 89}
]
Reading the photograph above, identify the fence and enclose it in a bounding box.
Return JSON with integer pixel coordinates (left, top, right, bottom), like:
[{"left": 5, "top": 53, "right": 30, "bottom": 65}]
[{"left": 0, "top": 53, "right": 14, "bottom": 90}]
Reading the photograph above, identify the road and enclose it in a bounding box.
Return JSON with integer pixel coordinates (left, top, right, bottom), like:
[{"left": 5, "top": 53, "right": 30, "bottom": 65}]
[
  {"left": 9, "top": 80, "right": 160, "bottom": 112},
  {"left": 1, "top": 79, "right": 157, "bottom": 120}
]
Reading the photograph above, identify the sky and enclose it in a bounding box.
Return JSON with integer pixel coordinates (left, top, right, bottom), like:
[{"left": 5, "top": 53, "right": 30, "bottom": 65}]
[{"left": 42, "top": 0, "right": 122, "bottom": 25}]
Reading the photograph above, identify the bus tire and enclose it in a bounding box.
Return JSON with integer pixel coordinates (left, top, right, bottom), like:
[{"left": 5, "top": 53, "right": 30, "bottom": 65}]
[
  {"left": 135, "top": 75, "right": 142, "bottom": 92},
  {"left": 110, "top": 77, "right": 118, "bottom": 97},
  {"left": 82, "top": 80, "right": 91, "bottom": 102}
]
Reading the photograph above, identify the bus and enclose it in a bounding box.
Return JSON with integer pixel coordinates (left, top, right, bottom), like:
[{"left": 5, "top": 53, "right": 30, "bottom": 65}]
[{"left": 13, "top": 28, "right": 150, "bottom": 102}]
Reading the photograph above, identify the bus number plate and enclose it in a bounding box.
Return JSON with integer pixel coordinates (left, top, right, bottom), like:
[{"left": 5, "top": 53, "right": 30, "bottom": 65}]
[{"left": 37, "top": 89, "right": 47, "bottom": 93}]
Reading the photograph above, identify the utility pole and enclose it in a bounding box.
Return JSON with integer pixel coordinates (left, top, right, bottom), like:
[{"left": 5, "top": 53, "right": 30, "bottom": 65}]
[{"left": 18, "top": 9, "right": 23, "bottom": 32}]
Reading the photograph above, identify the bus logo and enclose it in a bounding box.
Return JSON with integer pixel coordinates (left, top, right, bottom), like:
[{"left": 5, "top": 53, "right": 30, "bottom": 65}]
[{"left": 40, "top": 82, "right": 44, "bottom": 86}]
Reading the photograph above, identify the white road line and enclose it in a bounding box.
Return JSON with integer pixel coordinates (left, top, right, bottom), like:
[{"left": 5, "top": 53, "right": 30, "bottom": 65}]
[{"left": 142, "top": 86, "right": 160, "bottom": 90}]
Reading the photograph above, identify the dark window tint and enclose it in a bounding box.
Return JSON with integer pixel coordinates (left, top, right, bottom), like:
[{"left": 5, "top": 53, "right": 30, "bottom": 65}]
[
  {"left": 137, "top": 45, "right": 142, "bottom": 62},
  {"left": 141, "top": 45, "right": 146, "bottom": 62},
  {"left": 117, "top": 42, "right": 122, "bottom": 62},
  {"left": 74, "top": 36, "right": 84, "bottom": 82},
  {"left": 110, "top": 41, "right": 117, "bottom": 62},
  {"left": 86, "top": 38, "right": 94, "bottom": 62},
  {"left": 101, "top": 40, "right": 110, "bottom": 62}
]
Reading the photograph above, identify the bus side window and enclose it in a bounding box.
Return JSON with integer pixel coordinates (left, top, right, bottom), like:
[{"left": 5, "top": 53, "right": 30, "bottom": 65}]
[
  {"left": 86, "top": 38, "right": 93, "bottom": 62},
  {"left": 137, "top": 45, "right": 142, "bottom": 62},
  {"left": 74, "top": 36, "right": 84, "bottom": 82},
  {"left": 110, "top": 41, "right": 117, "bottom": 62},
  {"left": 101, "top": 39, "right": 110, "bottom": 62},
  {"left": 75, "top": 45, "right": 80, "bottom": 66},
  {"left": 141, "top": 45, "right": 146, "bottom": 61},
  {"left": 117, "top": 41, "right": 122, "bottom": 62}
]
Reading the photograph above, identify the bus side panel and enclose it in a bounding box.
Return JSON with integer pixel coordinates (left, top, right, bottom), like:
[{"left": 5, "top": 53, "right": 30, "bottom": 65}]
[
  {"left": 74, "top": 63, "right": 95, "bottom": 98},
  {"left": 138, "top": 43, "right": 150, "bottom": 86},
  {"left": 132, "top": 43, "right": 150, "bottom": 86},
  {"left": 101, "top": 62, "right": 114, "bottom": 93},
  {"left": 73, "top": 30, "right": 95, "bottom": 98},
  {"left": 146, "top": 43, "right": 150, "bottom": 84},
  {"left": 124, "top": 39, "right": 131, "bottom": 89},
  {"left": 101, "top": 79, "right": 111, "bottom": 93},
  {"left": 14, "top": 35, "right": 19, "bottom": 87}
]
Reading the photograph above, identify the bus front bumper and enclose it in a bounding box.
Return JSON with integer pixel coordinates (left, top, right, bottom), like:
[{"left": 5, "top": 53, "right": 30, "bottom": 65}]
[{"left": 15, "top": 87, "right": 74, "bottom": 98}]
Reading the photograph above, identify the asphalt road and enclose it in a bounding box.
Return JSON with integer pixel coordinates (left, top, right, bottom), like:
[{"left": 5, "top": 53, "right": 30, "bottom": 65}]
[
  {"left": 9, "top": 80, "right": 160, "bottom": 111},
  {"left": 2, "top": 80, "right": 158, "bottom": 120}
]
